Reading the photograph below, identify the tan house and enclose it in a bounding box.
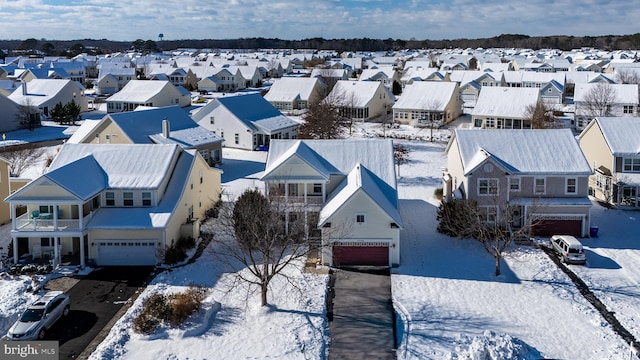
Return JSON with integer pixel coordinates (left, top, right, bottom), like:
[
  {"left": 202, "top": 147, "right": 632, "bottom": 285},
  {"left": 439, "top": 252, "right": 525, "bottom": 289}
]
[
  {"left": 67, "top": 106, "right": 223, "bottom": 166},
  {"left": 263, "top": 77, "right": 325, "bottom": 112},
  {"left": 392, "top": 81, "right": 462, "bottom": 126},
  {"left": 8, "top": 79, "right": 89, "bottom": 119},
  {"left": 578, "top": 117, "right": 640, "bottom": 207},
  {"left": 105, "top": 80, "right": 191, "bottom": 113},
  {"left": 5, "top": 143, "right": 222, "bottom": 267},
  {"left": 443, "top": 129, "right": 593, "bottom": 237},
  {"left": 471, "top": 87, "right": 540, "bottom": 129},
  {"left": 328, "top": 80, "right": 395, "bottom": 121}
]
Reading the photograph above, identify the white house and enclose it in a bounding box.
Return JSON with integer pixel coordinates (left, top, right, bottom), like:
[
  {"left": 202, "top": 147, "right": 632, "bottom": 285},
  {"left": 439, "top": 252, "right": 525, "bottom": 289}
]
[
  {"left": 471, "top": 87, "right": 541, "bottom": 129},
  {"left": 261, "top": 139, "right": 402, "bottom": 267},
  {"left": 105, "top": 80, "right": 191, "bottom": 113},
  {"left": 192, "top": 93, "right": 299, "bottom": 151},
  {"left": 8, "top": 79, "right": 89, "bottom": 119}
]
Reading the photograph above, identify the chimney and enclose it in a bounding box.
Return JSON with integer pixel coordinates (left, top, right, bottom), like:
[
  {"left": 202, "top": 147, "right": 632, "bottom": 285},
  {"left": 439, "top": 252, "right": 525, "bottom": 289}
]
[
  {"left": 162, "top": 118, "right": 170, "bottom": 138},
  {"left": 21, "top": 82, "right": 27, "bottom": 96}
]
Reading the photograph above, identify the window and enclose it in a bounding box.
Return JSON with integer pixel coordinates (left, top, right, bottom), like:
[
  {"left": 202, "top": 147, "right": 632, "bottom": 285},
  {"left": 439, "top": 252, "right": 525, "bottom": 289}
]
[
  {"left": 509, "top": 178, "right": 520, "bottom": 191},
  {"left": 105, "top": 192, "right": 115, "bottom": 206},
  {"left": 623, "top": 158, "right": 640, "bottom": 172},
  {"left": 40, "top": 237, "right": 52, "bottom": 247},
  {"left": 534, "top": 178, "right": 545, "bottom": 194},
  {"left": 566, "top": 178, "right": 577, "bottom": 194},
  {"left": 623, "top": 105, "right": 633, "bottom": 114},
  {"left": 209, "top": 116, "right": 215, "bottom": 124},
  {"left": 312, "top": 183, "right": 322, "bottom": 194},
  {"left": 142, "top": 192, "right": 151, "bottom": 206},
  {"left": 123, "top": 192, "right": 134, "bottom": 206},
  {"left": 478, "top": 179, "right": 498, "bottom": 195},
  {"left": 479, "top": 206, "right": 497, "bottom": 223},
  {"left": 355, "top": 213, "right": 366, "bottom": 224},
  {"left": 199, "top": 169, "right": 203, "bottom": 184},
  {"left": 234, "top": 133, "right": 239, "bottom": 145},
  {"left": 95, "top": 133, "right": 100, "bottom": 143}
]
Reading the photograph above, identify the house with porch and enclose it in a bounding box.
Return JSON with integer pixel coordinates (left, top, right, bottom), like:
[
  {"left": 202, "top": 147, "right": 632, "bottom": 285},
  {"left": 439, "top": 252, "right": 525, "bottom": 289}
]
[
  {"left": 105, "top": 80, "right": 191, "bottom": 113},
  {"left": 392, "top": 81, "right": 462, "bottom": 126},
  {"left": 578, "top": 117, "right": 640, "bottom": 208},
  {"left": 327, "top": 80, "right": 395, "bottom": 121},
  {"left": 443, "top": 129, "right": 593, "bottom": 237},
  {"left": 263, "top": 77, "right": 325, "bottom": 112},
  {"left": 6, "top": 143, "right": 223, "bottom": 267},
  {"left": 67, "top": 106, "right": 223, "bottom": 166},
  {"left": 261, "top": 139, "right": 402, "bottom": 267},
  {"left": 471, "top": 87, "right": 540, "bottom": 129},
  {"left": 191, "top": 93, "right": 299, "bottom": 151}
]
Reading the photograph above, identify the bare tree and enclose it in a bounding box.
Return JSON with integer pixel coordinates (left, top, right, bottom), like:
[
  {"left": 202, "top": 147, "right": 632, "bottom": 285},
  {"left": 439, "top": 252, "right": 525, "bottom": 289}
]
[
  {"left": 16, "top": 98, "right": 41, "bottom": 132},
  {"left": 266, "top": 58, "right": 281, "bottom": 78},
  {"left": 437, "top": 194, "right": 543, "bottom": 276},
  {"left": 615, "top": 68, "right": 640, "bottom": 85},
  {"left": 524, "top": 101, "right": 562, "bottom": 129},
  {"left": 299, "top": 89, "right": 349, "bottom": 139},
  {"left": 393, "top": 143, "right": 410, "bottom": 177},
  {"left": 582, "top": 83, "right": 618, "bottom": 118},
  {"left": 208, "top": 188, "right": 317, "bottom": 306},
  {"left": 416, "top": 99, "right": 444, "bottom": 142},
  {"left": 2, "top": 147, "right": 46, "bottom": 177}
]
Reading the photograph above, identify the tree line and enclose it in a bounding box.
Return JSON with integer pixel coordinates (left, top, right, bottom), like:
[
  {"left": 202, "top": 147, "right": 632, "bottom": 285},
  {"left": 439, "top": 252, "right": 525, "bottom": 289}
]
[{"left": 2, "top": 33, "right": 640, "bottom": 58}]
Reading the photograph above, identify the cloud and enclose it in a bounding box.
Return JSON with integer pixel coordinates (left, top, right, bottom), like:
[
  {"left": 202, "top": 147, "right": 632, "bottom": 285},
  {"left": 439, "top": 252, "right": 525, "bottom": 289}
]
[{"left": 0, "top": 0, "right": 636, "bottom": 41}]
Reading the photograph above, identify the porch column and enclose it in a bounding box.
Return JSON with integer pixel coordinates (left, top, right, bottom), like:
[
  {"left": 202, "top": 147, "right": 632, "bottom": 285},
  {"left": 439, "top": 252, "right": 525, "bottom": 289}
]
[
  {"left": 10, "top": 204, "right": 16, "bottom": 231},
  {"left": 322, "top": 183, "right": 326, "bottom": 202},
  {"left": 79, "top": 234, "right": 85, "bottom": 268},
  {"left": 53, "top": 236, "right": 60, "bottom": 267},
  {"left": 53, "top": 205, "right": 59, "bottom": 231},
  {"left": 304, "top": 183, "right": 308, "bottom": 205},
  {"left": 78, "top": 204, "right": 83, "bottom": 229},
  {"left": 12, "top": 237, "right": 18, "bottom": 264}
]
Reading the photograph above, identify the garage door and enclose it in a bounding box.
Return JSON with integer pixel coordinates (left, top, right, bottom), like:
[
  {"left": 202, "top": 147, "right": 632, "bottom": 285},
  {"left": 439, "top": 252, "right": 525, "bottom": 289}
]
[
  {"left": 96, "top": 240, "right": 157, "bottom": 266},
  {"left": 332, "top": 243, "right": 389, "bottom": 267},
  {"left": 533, "top": 220, "right": 582, "bottom": 237}
]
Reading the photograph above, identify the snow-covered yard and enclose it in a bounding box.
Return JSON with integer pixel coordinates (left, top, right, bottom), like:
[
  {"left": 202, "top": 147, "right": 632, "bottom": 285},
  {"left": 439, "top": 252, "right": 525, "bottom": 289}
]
[{"left": 1, "top": 122, "right": 639, "bottom": 359}]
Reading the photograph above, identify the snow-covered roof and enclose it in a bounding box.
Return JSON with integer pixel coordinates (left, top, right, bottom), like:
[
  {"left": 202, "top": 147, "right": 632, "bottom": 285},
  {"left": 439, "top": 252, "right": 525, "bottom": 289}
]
[
  {"left": 319, "top": 163, "right": 402, "bottom": 227},
  {"left": 264, "top": 139, "right": 397, "bottom": 191},
  {"left": 263, "top": 77, "right": 320, "bottom": 103},
  {"left": 48, "top": 143, "right": 179, "bottom": 189},
  {"left": 330, "top": 80, "right": 392, "bottom": 107},
  {"left": 393, "top": 82, "right": 457, "bottom": 111},
  {"left": 574, "top": 83, "right": 639, "bottom": 104},
  {"left": 106, "top": 80, "right": 172, "bottom": 103},
  {"left": 8, "top": 79, "right": 77, "bottom": 106},
  {"left": 587, "top": 117, "right": 640, "bottom": 156},
  {"left": 452, "top": 129, "right": 592, "bottom": 175},
  {"left": 471, "top": 87, "right": 540, "bottom": 118},
  {"left": 215, "top": 93, "right": 299, "bottom": 132},
  {"left": 66, "top": 119, "right": 102, "bottom": 144}
]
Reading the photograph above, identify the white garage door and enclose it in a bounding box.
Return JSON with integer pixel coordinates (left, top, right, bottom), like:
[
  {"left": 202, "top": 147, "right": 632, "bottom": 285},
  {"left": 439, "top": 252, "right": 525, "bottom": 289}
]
[{"left": 96, "top": 240, "right": 157, "bottom": 266}]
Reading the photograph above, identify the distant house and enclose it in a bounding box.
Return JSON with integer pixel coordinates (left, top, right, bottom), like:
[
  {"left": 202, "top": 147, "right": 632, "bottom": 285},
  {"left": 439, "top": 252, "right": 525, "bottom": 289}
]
[
  {"left": 443, "top": 129, "right": 593, "bottom": 237},
  {"left": 105, "top": 80, "right": 191, "bottom": 113},
  {"left": 392, "top": 81, "right": 462, "bottom": 126},
  {"left": 327, "top": 80, "right": 395, "bottom": 121},
  {"left": 263, "top": 77, "right": 325, "bottom": 112},
  {"left": 197, "top": 68, "right": 245, "bottom": 92},
  {"left": 578, "top": 117, "right": 640, "bottom": 208},
  {"left": 96, "top": 66, "right": 136, "bottom": 95},
  {"left": 6, "top": 143, "right": 223, "bottom": 267},
  {"left": 471, "top": 87, "right": 540, "bottom": 129},
  {"left": 261, "top": 139, "right": 402, "bottom": 267},
  {"left": 192, "top": 93, "right": 299, "bottom": 151},
  {"left": 8, "top": 79, "right": 89, "bottom": 119},
  {"left": 573, "top": 83, "right": 639, "bottom": 131},
  {"left": 0, "top": 93, "right": 22, "bottom": 132},
  {"left": 358, "top": 67, "right": 398, "bottom": 89},
  {"left": 67, "top": 106, "right": 223, "bottom": 166}
]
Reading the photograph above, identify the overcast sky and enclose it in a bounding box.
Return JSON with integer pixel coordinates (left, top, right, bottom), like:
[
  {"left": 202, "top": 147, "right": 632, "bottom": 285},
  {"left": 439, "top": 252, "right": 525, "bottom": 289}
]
[{"left": 0, "top": 0, "right": 636, "bottom": 42}]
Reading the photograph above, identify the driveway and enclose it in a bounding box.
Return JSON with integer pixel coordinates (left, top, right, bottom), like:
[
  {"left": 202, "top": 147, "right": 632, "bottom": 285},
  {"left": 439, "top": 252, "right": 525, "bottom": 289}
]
[
  {"left": 328, "top": 268, "right": 395, "bottom": 360},
  {"left": 44, "top": 266, "right": 154, "bottom": 359}
]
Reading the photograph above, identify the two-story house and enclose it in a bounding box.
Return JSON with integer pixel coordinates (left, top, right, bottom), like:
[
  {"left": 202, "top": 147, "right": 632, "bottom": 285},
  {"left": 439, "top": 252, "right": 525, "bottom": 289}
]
[
  {"left": 578, "top": 117, "right": 640, "bottom": 207},
  {"left": 6, "top": 143, "right": 222, "bottom": 267},
  {"left": 261, "top": 139, "right": 402, "bottom": 267},
  {"left": 443, "top": 129, "right": 593, "bottom": 237},
  {"left": 573, "top": 83, "right": 639, "bottom": 131}
]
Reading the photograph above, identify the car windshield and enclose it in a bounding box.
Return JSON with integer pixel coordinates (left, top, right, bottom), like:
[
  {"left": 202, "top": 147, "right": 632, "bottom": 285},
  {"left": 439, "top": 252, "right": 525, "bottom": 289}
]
[
  {"left": 568, "top": 248, "right": 583, "bottom": 254},
  {"left": 20, "top": 308, "right": 44, "bottom": 322}
]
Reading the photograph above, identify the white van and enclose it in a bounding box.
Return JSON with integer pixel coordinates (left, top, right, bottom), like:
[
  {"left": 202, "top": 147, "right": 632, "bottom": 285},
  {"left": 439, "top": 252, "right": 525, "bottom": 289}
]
[{"left": 550, "top": 235, "right": 587, "bottom": 265}]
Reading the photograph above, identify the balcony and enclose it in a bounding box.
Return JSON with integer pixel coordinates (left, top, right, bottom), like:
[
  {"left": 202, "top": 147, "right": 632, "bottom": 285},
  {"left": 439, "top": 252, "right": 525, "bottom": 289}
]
[{"left": 14, "top": 212, "right": 91, "bottom": 232}]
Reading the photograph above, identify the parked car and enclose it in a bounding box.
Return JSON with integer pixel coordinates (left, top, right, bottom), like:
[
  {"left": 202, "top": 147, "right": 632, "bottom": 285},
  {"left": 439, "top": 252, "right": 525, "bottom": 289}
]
[
  {"left": 550, "top": 235, "right": 587, "bottom": 265},
  {"left": 6, "top": 291, "right": 70, "bottom": 340}
]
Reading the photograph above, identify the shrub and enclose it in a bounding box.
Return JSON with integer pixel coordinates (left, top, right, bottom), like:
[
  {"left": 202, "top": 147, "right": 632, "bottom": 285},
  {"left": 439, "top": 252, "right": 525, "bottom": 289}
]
[
  {"left": 164, "top": 237, "right": 196, "bottom": 265},
  {"left": 133, "top": 293, "right": 171, "bottom": 334},
  {"left": 176, "top": 236, "right": 196, "bottom": 250},
  {"left": 169, "top": 285, "right": 206, "bottom": 327},
  {"left": 132, "top": 312, "right": 160, "bottom": 335},
  {"left": 434, "top": 187, "right": 444, "bottom": 200}
]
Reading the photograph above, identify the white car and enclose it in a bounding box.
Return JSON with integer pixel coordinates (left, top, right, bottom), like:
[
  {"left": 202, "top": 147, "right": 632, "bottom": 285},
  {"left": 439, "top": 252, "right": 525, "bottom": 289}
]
[
  {"left": 550, "top": 235, "right": 587, "bottom": 265},
  {"left": 6, "top": 291, "right": 70, "bottom": 340}
]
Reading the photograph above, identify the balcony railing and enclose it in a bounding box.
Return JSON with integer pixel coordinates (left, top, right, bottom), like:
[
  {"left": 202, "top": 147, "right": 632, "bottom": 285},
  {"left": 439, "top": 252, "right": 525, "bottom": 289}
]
[{"left": 15, "top": 212, "right": 91, "bottom": 232}]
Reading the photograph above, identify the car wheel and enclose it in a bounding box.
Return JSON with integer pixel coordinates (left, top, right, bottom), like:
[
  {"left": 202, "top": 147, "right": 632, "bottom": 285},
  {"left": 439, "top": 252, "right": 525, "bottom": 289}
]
[
  {"left": 38, "top": 329, "right": 45, "bottom": 340},
  {"left": 63, "top": 305, "right": 70, "bottom": 317}
]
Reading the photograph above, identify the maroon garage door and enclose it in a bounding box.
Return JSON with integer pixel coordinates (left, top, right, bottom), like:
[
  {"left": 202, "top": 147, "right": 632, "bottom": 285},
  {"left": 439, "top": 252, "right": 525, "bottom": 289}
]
[
  {"left": 533, "top": 220, "right": 582, "bottom": 237},
  {"left": 332, "top": 244, "right": 389, "bottom": 267}
]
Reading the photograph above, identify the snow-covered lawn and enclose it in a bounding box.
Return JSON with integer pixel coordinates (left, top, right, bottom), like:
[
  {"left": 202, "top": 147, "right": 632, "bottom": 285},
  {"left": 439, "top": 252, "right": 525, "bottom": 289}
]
[{"left": 1, "top": 122, "right": 639, "bottom": 359}]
